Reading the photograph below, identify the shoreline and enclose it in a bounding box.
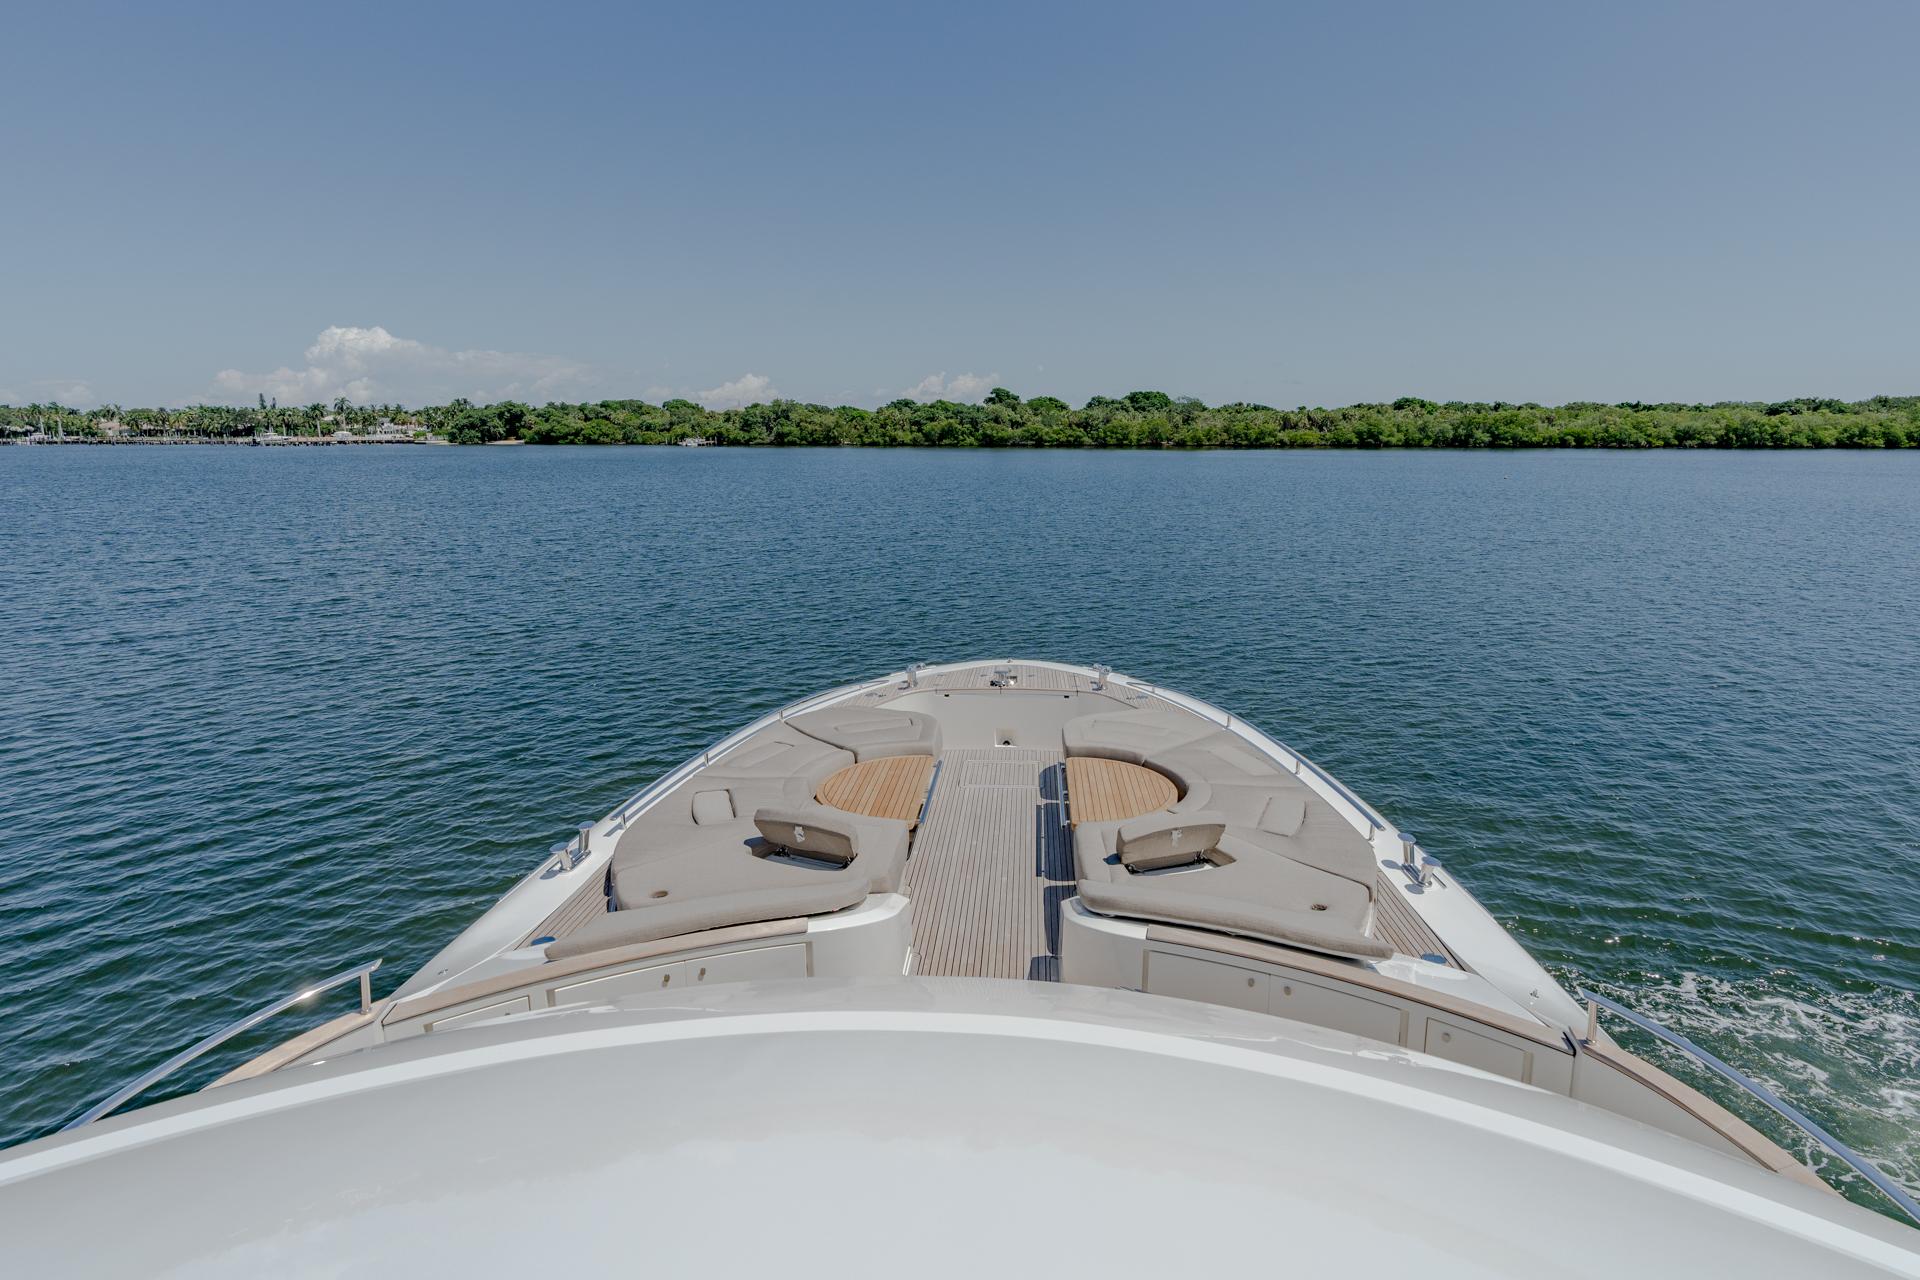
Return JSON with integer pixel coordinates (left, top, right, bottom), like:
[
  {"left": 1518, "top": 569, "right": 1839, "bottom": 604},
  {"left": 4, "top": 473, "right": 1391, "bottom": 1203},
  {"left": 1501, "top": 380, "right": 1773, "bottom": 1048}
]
[
  {"left": 7, "top": 393, "right": 1918, "bottom": 451},
  {"left": 1, "top": 436, "right": 450, "bottom": 447},
  {"left": 7, "top": 438, "right": 1918, "bottom": 453}
]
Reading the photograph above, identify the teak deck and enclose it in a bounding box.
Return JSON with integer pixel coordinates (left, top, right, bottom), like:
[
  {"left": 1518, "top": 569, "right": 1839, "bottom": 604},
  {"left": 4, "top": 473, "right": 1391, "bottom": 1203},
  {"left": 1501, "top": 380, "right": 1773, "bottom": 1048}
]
[
  {"left": 816, "top": 754, "right": 937, "bottom": 826},
  {"left": 1371, "top": 873, "right": 1458, "bottom": 966},
  {"left": 904, "top": 747, "right": 1072, "bottom": 981},
  {"left": 1064, "top": 756, "right": 1179, "bottom": 826}
]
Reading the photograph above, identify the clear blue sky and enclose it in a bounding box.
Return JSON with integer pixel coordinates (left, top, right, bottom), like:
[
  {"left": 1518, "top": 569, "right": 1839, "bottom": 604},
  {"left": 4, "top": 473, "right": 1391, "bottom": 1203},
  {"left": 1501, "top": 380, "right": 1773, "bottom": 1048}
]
[{"left": 3, "top": 1, "right": 1915, "bottom": 410}]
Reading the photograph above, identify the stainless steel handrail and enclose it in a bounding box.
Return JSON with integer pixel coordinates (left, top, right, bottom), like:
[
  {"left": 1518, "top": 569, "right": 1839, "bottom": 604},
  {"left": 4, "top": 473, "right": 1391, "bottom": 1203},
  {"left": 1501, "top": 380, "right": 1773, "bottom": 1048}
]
[
  {"left": 1282, "top": 747, "right": 1388, "bottom": 834},
  {"left": 64, "top": 958, "right": 382, "bottom": 1131},
  {"left": 1579, "top": 988, "right": 1920, "bottom": 1226}
]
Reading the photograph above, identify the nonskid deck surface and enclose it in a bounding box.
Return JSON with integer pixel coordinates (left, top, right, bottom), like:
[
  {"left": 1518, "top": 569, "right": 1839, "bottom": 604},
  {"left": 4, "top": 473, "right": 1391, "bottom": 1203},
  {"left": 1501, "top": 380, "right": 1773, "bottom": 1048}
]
[{"left": 904, "top": 747, "right": 1072, "bottom": 981}]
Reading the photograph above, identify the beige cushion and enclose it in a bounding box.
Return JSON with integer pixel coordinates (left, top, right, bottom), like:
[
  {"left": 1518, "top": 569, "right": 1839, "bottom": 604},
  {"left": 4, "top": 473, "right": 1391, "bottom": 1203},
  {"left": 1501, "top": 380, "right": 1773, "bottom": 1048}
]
[
  {"left": 1062, "top": 708, "right": 1214, "bottom": 765},
  {"left": 1076, "top": 878, "right": 1390, "bottom": 960},
  {"left": 610, "top": 814, "right": 909, "bottom": 908},
  {"left": 1182, "top": 782, "right": 1269, "bottom": 827},
  {"left": 1073, "top": 821, "right": 1122, "bottom": 880},
  {"left": 1163, "top": 732, "right": 1290, "bottom": 785},
  {"left": 708, "top": 724, "right": 855, "bottom": 789},
  {"left": 545, "top": 882, "right": 868, "bottom": 960},
  {"left": 1116, "top": 811, "right": 1228, "bottom": 872},
  {"left": 691, "top": 790, "right": 735, "bottom": 825},
  {"left": 754, "top": 803, "right": 859, "bottom": 865},
  {"left": 609, "top": 724, "right": 855, "bottom": 859},
  {"left": 788, "top": 706, "right": 943, "bottom": 763},
  {"left": 1258, "top": 794, "right": 1307, "bottom": 837},
  {"left": 1073, "top": 819, "right": 1384, "bottom": 960},
  {"left": 1225, "top": 807, "right": 1377, "bottom": 889},
  {"left": 1127, "top": 730, "right": 1372, "bottom": 887}
]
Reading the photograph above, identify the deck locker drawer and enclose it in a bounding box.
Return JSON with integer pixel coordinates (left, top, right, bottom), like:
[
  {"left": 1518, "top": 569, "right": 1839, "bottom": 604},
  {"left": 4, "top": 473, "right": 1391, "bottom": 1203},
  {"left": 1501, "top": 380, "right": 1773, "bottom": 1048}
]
[
  {"left": 690, "top": 944, "right": 809, "bottom": 985},
  {"left": 424, "top": 995, "right": 533, "bottom": 1031},
  {"left": 551, "top": 961, "right": 688, "bottom": 1003},
  {"left": 1146, "top": 952, "right": 1270, "bottom": 1012},
  {"left": 1423, "top": 1018, "right": 1530, "bottom": 1082},
  {"left": 1270, "top": 977, "right": 1405, "bottom": 1046}
]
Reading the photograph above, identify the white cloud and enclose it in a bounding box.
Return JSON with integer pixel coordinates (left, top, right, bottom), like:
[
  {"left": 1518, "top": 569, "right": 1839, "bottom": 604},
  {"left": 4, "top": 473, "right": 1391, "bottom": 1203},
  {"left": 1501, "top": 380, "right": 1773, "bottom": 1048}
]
[
  {"left": 696, "top": 372, "right": 776, "bottom": 409},
  {"left": 897, "top": 371, "right": 1000, "bottom": 404},
  {"left": 209, "top": 325, "right": 593, "bottom": 406},
  {"left": 1, "top": 379, "right": 97, "bottom": 408}
]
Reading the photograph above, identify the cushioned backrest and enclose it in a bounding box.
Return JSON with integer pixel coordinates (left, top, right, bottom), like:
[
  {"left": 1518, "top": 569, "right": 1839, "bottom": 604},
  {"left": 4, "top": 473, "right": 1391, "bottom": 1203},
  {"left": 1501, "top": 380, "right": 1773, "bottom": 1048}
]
[
  {"left": 1063, "top": 709, "right": 1214, "bottom": 764},
  {"left": 787, "top": 706, "right": 942, "bottom": 762},
  {"left": 1116, "top": 811, "right": 1228, "bottom": 872},
  {"left": 691, "top": 789, "right": 736, "bottom": 825},
  {"left": 754, "top": 804, "right": 859, "bottom": 865},
  {"left": 1257, "top": 793, "right": 1307, "bottom": 837}
]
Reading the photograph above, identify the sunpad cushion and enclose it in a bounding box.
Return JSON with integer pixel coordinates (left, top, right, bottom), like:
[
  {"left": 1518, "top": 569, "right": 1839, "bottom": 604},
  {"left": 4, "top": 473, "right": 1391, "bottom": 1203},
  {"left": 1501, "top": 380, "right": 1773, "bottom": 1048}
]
[
  {"left": 545, "top": 882, "right": 868, "bottom": 960},
  {"left": 1062, "top": 708, "right": 1215, "bottom": 765},
  {"left": 788, "top": 706, "right": 942, "bottom": 763}
]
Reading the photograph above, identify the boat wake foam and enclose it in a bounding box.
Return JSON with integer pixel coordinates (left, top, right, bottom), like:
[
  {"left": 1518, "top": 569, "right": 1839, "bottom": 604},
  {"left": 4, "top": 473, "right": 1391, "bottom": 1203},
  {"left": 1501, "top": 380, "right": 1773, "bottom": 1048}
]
[{"left": 1586, "top": 970, "right": 1920, "bottom": 1213}]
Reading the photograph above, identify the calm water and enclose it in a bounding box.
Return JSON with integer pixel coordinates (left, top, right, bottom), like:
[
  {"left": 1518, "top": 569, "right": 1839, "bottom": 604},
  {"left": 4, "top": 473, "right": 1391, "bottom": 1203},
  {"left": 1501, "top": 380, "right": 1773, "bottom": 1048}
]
[{"left": 2, "top": 446, "right": 1916, "bottom": 1209}]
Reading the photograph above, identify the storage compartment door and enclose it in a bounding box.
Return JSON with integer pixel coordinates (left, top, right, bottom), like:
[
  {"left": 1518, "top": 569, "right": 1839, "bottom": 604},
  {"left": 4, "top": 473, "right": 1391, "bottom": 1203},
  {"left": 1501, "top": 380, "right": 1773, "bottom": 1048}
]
[{"left": 1146, "top": 951, "right": 1269, "bottom": 1013}]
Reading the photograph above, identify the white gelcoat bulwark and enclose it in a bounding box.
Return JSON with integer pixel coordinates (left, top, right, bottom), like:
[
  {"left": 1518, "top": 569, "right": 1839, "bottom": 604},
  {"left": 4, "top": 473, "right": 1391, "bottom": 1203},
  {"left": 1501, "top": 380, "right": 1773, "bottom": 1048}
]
[{"left": 2, "top": 981, "right": 1916, "bottom": 1277}]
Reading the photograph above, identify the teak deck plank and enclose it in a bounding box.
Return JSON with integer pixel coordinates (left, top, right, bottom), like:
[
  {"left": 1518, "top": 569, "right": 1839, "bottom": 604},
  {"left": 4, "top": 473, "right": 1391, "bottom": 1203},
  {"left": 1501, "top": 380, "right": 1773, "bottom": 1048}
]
[
  {"left": 521, "top": 869, "right": 611, "bottom": 947},
  {"left": 905, "top": 748, "right": 1069, "bottom": 980},
  {"left": 1064, "top": 756, "right": 1178, "bottom": 827},
  {"left": 817, "top": 754, "right": 937, "bottom": 826},
  {"left": 1371, "top": 871, "right": 1460, "bottom": 966}
]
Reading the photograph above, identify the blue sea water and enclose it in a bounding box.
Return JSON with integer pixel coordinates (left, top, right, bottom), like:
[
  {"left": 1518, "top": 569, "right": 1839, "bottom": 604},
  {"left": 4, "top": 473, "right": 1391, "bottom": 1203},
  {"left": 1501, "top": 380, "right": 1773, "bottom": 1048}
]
[{"left": 1, "top": 445, "right": 1916, "bottom": 1210}]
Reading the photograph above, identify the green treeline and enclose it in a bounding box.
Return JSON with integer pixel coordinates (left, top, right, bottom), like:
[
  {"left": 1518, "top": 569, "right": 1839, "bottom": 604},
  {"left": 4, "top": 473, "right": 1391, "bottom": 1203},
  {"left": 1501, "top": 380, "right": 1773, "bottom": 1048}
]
[
  {"left": 6, "top": 390, "right": 1919, "bottom": 449},
  {"left": 441, "top": 390, "right": 1920, "bottom": 447},
  {"left": 0, "top": 398, "right": 426, "bottom": 441}
]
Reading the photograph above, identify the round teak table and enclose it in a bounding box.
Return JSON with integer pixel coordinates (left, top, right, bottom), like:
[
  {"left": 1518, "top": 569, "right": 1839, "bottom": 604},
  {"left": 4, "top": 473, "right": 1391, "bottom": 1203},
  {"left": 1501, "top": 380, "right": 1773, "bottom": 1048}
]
[
  {"left": 1064, "top": 757, "right": 1179, "bottom": 826},
  {"left": 816, "top": 754, "right": 938, "bottom": 827}
]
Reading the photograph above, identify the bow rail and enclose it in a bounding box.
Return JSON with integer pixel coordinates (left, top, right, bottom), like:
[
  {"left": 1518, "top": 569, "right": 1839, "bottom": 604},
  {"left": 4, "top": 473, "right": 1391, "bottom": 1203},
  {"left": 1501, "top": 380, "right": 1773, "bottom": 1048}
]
[
  {"left": 63, "top": 958, "right": 382, "bottom": 1131},
  {"left": 1579, "top": 987, "right": 1920, "bottom": 1226}
]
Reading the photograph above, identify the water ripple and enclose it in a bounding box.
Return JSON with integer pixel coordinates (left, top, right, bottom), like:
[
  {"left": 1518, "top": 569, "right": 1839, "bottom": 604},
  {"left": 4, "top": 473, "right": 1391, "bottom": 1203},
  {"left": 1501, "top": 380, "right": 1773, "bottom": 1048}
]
[{"left": 1, "top": 445, "right": 1916, "bottom": 1215}]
